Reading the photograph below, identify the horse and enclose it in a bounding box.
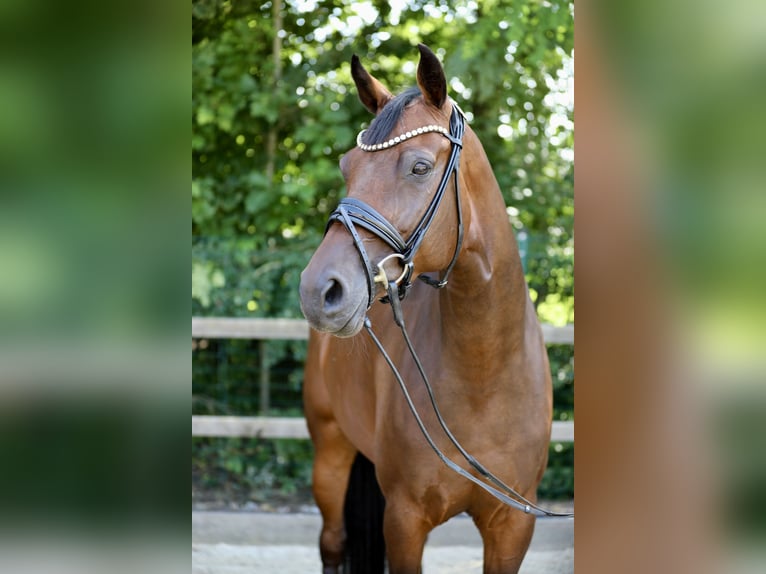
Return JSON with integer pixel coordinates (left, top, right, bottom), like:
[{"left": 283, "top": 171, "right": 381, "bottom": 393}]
[{"left": 299, "top": 44, "right": 553, "bottom": 573}]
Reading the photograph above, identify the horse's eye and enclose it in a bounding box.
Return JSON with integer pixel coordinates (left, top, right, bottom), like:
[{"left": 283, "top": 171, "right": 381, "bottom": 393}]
[{"left": 412, "top": 161, "right": 430, "bottom": 176}]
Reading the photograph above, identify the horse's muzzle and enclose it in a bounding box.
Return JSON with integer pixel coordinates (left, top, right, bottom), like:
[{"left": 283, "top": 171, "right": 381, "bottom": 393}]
[{"left": 299, "top": 258, "right": 368, "bottom": 338}]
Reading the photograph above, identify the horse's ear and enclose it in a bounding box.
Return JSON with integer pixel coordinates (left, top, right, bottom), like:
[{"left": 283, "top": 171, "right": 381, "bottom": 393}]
[
  {"left": 351, "top": 54, "right": 393, "bottom": 115},
  {"left": 416, "top": 44, "right": 447, "bottom": 109}
]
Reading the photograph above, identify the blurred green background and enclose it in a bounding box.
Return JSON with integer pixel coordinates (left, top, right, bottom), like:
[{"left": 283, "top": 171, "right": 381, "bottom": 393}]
[
  {"left": 580, "top": 0, "right": 766, "bottom": 564},
  {"left": 192, "top": 0, "right": 574, "bottom": 505},
  {"left": 0, "top": 0, "right": 761, "bottom": 570}
]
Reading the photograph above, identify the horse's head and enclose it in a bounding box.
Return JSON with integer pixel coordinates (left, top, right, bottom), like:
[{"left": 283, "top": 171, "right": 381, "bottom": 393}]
[{"left": 300, "top": 44, "right": 465, "bottom": 337}]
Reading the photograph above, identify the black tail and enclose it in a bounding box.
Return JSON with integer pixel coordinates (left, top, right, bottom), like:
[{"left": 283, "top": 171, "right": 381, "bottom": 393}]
[{"left": 343, "top": 453, "right": 386, "bottom": 573}]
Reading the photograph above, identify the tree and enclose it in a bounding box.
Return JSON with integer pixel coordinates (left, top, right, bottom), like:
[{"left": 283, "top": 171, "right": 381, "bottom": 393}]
[{"left": 193, "top": 0, "right": 572, "bottom": 320}]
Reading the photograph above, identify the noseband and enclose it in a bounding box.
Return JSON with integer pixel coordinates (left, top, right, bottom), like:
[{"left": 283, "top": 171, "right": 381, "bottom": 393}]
[{"left": 326, "top": 103, "right": 466, "bottom": 308}]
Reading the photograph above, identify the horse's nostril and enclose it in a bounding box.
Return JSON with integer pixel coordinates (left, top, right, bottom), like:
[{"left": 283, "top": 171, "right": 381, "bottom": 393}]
[{"left": 324, "top": 279, "right": 343, "bottom": 309}]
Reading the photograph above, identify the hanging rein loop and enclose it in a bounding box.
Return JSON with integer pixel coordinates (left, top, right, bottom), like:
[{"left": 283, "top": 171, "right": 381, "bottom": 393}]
[{"left": 366, "top": 282, "right": 574, "bottom": 518}]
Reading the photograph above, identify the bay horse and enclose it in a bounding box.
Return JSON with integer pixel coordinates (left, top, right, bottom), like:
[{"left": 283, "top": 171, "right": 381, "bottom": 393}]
[{"left": 299, "top": 44, "right": 553, "bottom": 573}]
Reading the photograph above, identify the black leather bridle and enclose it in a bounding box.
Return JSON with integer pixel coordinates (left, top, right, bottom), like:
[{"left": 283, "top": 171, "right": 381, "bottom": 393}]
[
  {"left": 323, "top": 101, "right": 573, "bottom": 518},
  {"left": 326, "top": 104, "right": 466, "bottom": 308}
]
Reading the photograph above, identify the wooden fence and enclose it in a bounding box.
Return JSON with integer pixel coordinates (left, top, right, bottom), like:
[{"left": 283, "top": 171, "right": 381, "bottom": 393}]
[{"left": 192, "top": 317, "right": 574, "bottom": 442}]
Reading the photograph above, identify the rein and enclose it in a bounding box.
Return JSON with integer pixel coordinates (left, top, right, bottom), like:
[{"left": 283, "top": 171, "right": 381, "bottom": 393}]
[
  {"left": 327, "top": 101, "right": 572, "bottom": 518},
  {"left": 365, "top": 286, "right": 572, "bottom": 517}
]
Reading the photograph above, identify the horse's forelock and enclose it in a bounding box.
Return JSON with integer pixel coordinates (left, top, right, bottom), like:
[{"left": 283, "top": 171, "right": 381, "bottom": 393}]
[{"left": 361, "top": 87, "right": 421, "bottom": 146}]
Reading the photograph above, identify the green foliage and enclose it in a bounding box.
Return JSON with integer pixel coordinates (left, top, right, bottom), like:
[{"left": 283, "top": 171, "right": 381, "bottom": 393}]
[
  {"left": 539, "top": 442, "right": 574, "bottom": 499},
  {"left": 192, "top": 337, "right": 306, "bottom": 416},
  {"left": 549, "top": 345, "right": 575, "bottom": 422},
  {"left": 192, "top": 0, "right": 573, "bottom": 503},
  {"left": 192, "top": 0, "right": 573, "bottom": 318},
  {"left": 543, "top": 344, "right": 575, "bottom": 498},
  {"left": 193, "top": 437, "right": 315, "bottom": 502}
]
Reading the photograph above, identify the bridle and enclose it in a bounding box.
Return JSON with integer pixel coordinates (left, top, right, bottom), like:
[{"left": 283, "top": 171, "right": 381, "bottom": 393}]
[
  {"left": 326, "top": 103, "right": 466, "bottom": 308},
  {"left": 324, "top": 100, "right": 573, "bottom": 518}
]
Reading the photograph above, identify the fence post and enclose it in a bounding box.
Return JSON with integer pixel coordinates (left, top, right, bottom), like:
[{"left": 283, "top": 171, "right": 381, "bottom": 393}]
[{"left": 259, "top": 339, "right": 270, "bottom": 414}]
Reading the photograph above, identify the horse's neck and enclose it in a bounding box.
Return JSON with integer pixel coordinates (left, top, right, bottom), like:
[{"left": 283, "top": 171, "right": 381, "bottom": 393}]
[
  {"left": 440, "top": 220, "right": 529, "bottom": 353},
  {"left": 438, "top": 136, "right": 531, "bottom": 373}
]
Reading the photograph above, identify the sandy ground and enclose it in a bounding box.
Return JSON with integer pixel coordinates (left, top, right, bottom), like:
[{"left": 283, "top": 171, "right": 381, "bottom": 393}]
[{"left": 192, "top": 509, "right": 573, "bottom": 573}]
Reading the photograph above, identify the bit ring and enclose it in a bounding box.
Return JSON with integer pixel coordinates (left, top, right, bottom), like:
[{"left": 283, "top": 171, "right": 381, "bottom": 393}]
[{"left": 373, "top": 253, "right": 408, "bottom": 289}]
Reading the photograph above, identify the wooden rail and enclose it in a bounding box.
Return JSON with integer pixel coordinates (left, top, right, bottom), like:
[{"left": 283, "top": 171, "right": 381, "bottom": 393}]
[
  {"left": 192, "top": 317, "right": 309, "bottom": 340},
  {"left": 192, "top": 317, "right": 574, "bottom": 442},
  {"left": 192, "top": 317, "right": 573, "bottom": 344},
  {"left": 192, "top": 415, "right": 574, "bottom": 442}
]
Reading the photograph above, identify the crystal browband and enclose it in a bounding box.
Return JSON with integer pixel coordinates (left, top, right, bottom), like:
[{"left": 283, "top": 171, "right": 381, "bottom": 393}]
[{"left": 356, "top": 124, "right": 450, "bottom": 152}]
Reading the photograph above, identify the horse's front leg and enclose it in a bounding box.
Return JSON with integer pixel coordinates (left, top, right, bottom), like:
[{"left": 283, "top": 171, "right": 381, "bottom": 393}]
[
  {"left": 473, "top": 502, "right": 536, "bottom": 574},
  {"left": 383, "top": 496, "right": 431, "bottom": 574},
  {"left": 309, "top": 418, "right": 357, "bottom": 574}
]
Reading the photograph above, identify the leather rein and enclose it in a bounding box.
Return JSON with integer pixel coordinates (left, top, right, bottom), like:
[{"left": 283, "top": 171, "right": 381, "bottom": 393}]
[{"left": 325, "top": 103, "right": 572, "bottom": 518}]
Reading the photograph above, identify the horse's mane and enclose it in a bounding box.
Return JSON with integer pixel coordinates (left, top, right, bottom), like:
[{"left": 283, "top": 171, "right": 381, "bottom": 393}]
[{"left": 361, "top": 86, "right": 421, "bottom": 146}]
